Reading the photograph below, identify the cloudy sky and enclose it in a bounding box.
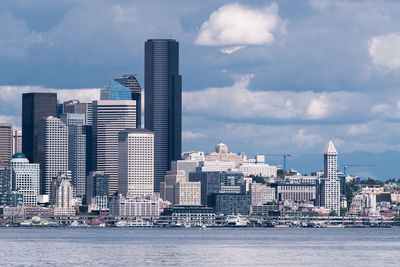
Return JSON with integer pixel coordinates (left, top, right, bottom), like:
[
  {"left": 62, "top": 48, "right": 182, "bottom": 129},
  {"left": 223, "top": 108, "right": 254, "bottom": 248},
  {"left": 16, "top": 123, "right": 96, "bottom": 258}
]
[{"left": 2, "top": 0, "right": 400, "bottom": 175}]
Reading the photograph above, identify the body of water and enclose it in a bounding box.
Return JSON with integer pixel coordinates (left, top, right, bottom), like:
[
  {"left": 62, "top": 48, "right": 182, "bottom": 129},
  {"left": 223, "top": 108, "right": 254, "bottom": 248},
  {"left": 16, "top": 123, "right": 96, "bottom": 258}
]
[{"left": 0, "top": 227, "right": 399, "bottom": 266}]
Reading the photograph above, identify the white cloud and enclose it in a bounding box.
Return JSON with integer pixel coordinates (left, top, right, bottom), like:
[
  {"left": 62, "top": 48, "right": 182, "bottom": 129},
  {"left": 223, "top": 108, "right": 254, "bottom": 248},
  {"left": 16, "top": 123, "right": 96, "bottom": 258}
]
[
  {"left": 368, "top": 33, "right": 400, "bottom": 69},
  {"left": 292, "top": 129, "right": 324, "bottom": 148},
  {"left": 183, "top": 74, "right": 369, "bottom": 122},
  {"left": 195, "top": 2, "right": 284, "bottom": 46},
  {"left": 220, "top": 45, "right": 245, "bottom": 55},
  {"left": 309, "top": 0, "right": 333, "bottom": 10},
  {"left": 182, "top": 130, "right": 206, "bottom": 140}
]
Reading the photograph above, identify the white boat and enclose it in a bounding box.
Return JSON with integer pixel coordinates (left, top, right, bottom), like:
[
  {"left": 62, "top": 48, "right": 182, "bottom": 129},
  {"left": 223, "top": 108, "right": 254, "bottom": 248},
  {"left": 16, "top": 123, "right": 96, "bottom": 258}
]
[
  {"left": 115, "top": 220, "right": 128, "bottom": 227},
  {"left": 226, "top": 215, "right": 249, "bottom": 227}
]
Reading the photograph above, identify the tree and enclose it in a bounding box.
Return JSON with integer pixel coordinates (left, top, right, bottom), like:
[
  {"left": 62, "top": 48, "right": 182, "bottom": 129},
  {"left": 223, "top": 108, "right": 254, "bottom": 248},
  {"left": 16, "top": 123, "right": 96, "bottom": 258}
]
[
  {"left": 340, "top": 207, "right": 347, "bottom": 217},
  {"left": 329, "top": 211, "right": 338, "bottom": 216}
]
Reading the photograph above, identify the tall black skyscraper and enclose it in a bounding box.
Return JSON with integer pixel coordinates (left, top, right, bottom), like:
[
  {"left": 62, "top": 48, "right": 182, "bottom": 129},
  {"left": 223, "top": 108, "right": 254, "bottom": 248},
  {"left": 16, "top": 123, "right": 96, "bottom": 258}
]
[
  {"left": 22, "top": 93, "right": 57, "bottom": 163},
  {"left": 145, "top": 39, "right": 182, "bottom": 192}
]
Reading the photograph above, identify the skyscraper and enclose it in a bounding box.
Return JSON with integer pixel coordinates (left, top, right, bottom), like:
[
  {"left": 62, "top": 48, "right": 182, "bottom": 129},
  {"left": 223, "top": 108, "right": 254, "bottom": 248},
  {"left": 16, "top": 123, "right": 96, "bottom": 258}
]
[
  {"left": 63, "top": 100, "right": 93, "bottom": 126},
  {"left": 37, "top": 116, "right": 68, "bottom": 195},
  {"left": 10, "top": 153, "right": 40, "bottom": 206},
  {"left": 92, "top": 100, "right": 137, "bottom": 195},
  {"left": 318, "top": 139, "right": 341, "bottom": 214},
  {"left": 13, "top": 130, "right": 22, "bottom": 155},
  {"left": 118, "top": 128, "right": 154, "bottom": 197},
  {"left": 61, "top": 113, "right": 86, "bottom": 198},
  {"left": 101, "top": 75, "right": 142, "bottom": 128},
  {"left": 145, "top": 39, "right": 182, "bottom": 192},
  {"left": 0, "top": 123, "right": 13, "bottom": 167},
  {"left": 22, "top": 93, "right": 57, "bottom": 163}
]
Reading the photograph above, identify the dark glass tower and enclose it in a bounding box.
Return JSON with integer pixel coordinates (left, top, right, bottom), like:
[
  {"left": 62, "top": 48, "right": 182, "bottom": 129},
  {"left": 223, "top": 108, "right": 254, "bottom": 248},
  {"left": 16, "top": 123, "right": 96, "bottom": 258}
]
[
  {"left": 22, "top": 93, "right": 57, "bottom": 163},
  {"left": 145, "top": 39, "right": 182, "bottom": 192},
  {"left": 100, "top": 75, "right": 142, "bottom": 128}
]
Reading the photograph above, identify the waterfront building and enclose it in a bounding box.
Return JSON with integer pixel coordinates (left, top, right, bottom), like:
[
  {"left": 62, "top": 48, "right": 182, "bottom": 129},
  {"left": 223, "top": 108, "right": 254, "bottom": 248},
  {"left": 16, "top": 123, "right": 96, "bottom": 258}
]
[
  {"left": 101, "top": 75, "right": 142, "bottom": 128},
  {"left": 239, "top": 155, "right": 277, "bottom": 177},
  {"left": 0, "top": 123, "right": 13, "bottom": 167},
  {"left": 92, "top": 100, "right": 137, "bottom": 195},
  {"left": 214, "top": 193, "right": 250, "bottom": 215},
  {"left": 161, "top": 205, "right": 215, "bottom": 226},
  {"left": 13, "top": 130, "right": 22, "bottom": 155},
  {"left": 37, "top": 116, "right": 68, "bottom": 195},
  {"left": 22, "top": 93, "right": 57, "bottom": 163},
  {"left": 86, "top": 171, "right": 109, "bottom": 205},
  {"left": 145, "top": 39, "right": 182, "bottom": 192},
  {"left": 88, "top": 195, "right": 109, "bottom": 212},
  {"left": 61, "top": 113, "right": 86, "bottom": 198},
  {"left": 51, "top": 172, "right": 75, "bottom": 216},
  {"left": 250, "top": 183, "right": 275, "bottom": 205},
  {"left": 118, "top": 129, "right": 154, "bottom": 197},
  {"left": 10, "top": 153, "right": 40, "bottom": 206},
  {"left": 109, "top": 195, "right": 160, "bottom": 217},
  {"left": 317, "top": 139, "right": 340, "bottom": 214}
]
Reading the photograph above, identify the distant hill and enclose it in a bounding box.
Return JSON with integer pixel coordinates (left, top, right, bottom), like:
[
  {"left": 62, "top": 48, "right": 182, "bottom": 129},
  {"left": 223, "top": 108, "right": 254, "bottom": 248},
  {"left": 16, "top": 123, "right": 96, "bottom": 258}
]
[{"left": 265, "top": 150, "right": 400, "bottom": 180}]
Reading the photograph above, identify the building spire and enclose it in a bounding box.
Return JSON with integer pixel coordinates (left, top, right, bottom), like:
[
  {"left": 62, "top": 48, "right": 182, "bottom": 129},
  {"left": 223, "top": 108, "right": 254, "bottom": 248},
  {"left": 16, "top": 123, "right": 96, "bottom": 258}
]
[{"left": 323, "top": 139, "right": 338, "bottom": 155}]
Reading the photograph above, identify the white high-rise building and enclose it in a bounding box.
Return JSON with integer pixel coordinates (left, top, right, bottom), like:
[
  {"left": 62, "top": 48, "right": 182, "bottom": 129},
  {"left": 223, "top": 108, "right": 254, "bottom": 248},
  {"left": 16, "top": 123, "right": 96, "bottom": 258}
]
[
  {"left": 37, "top": 116, "right": 68, "bottom": 195},
  {"left": 13, "top": 130, "right": 22, "bottom": 155},
  {"left": 319, "top": 139, "right": 340, "bottom": 214},
  {"left": 51, "top": 172, "right": 75, "bottom": 216},
  {"left": 61, "top": 113, "right": 86, "bottom": 197},
  {"left": 118, "top": 129, "right": 154, "bottom": 197},
  {"left": 239, "top": 155, "right": 277, "bottom": 177},
  {"left": 10, "top": 153, "right": 40, "bottom": 206},
  {"left": 92, "top": 100, "right": 137, "bottom": 196}
]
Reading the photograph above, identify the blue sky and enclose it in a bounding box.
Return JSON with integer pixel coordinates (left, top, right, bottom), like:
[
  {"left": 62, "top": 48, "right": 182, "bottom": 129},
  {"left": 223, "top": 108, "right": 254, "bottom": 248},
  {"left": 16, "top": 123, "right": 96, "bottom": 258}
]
[{"left": 2, "top": 0, "right": 400, "bottom": 177}]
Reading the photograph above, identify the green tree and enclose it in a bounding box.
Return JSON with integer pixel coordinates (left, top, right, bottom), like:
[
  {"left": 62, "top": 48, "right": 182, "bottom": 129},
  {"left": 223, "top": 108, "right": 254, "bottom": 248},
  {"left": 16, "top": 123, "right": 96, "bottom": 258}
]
[
  {"left": 340, "top": 207, "right": 347, "bottom": 216},
  {"left": 329, "top": 211, "right": 338, "bottom": 216}
]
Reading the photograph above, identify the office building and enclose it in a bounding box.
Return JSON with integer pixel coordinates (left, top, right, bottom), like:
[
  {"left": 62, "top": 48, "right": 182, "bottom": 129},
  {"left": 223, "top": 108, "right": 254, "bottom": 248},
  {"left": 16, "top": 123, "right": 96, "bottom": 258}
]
[
  {"left": 51, "top": 172, "right": 75, "bottom": 216},
  {"left": 171, "top": 160, "right": 199, "bottom": 180},
  {"left": 61, "top": 113, "right": 86, "bottom": 197},
  {"left": 204, "top": 143, "right": 243, "bottom": 167},
  {"left": 250, "top": 183, "right": 275, "bottom": 205},
  {"left": 0, "top": 123, "right": 13, "bottom": 167},
  {"left": 86, "top": 171, "right": 109, "bottom": 205},
  {"left": 22, "top": 93, "right": 57, "bottom": 163},
  {"left": 276, "top": 183, "right": 316, "bottom": 202},
  {"left": 182, "top": 151, "right": 205, "bottom": 162},
  {"left": 214, "top": 193, "right": 250, "bottom": 215},
  {"left": 174, "top": 181, "right": 201, "bottom": 205},
  {"left": 317, "top": 139, "right": 341, "bottom": 214},
  {"left": 92, "top": 100, "right": 137, "bottom": 195},
  {"left": 10, "top": 153, "right": 40, "bottom": 206},
  {"left": 189, "top": 171, "right": 221, "bottom": 206},
  {"left": 37, "top": 116, "right": 68, "bottom": 195},
  {"left": 13, "top": 130, "right": 22, "bottom": 155},
  {"left": 0, "top": 167, "right": 23, "bottom": 207},
  {"left": 101, "top": 75, "right": 142, "bottom": 128},
  {"left": 145, "top": 39, "right": 182, "bottom": 192},
  {"left": 239, "top": 155, "right": 277, "bottom": 177},
  {"left": 64, "top": 100, "right": 93, "bottom": 126},
  {"left": 160, "top": 170, "right": 201, "bottom": 205},
  {"left": 118, "top": 129, "right": 154, "bottom": 197},
  {"left": 161, "top": 205, "right": 215, "bottom": 226}
]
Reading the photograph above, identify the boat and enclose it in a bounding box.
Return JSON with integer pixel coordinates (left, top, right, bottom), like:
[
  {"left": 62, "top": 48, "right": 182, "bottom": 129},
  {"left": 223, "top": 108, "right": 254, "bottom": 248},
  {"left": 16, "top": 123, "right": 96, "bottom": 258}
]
[
  {"left": 115, "top": 220, "right": 128, "bottom": 227},
  {"left": 225, "top": 215, "right": 249, "bottom": 227}
]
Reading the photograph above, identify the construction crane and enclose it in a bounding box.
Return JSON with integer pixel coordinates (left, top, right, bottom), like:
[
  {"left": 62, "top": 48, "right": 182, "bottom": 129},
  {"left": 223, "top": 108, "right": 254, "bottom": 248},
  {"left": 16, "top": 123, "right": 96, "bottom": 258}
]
[
  {"left": 264, "top": 154, "right": 292, "bottom": 171},
  {"left": 340, "top": 164, "right": 375, "bottom": 176}
]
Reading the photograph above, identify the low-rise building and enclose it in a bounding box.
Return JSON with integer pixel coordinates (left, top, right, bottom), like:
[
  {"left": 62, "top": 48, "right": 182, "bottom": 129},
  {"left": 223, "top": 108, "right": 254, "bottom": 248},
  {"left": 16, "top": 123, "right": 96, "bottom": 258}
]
[
  {"left": 109, "top": 195, "right": 160, "bottom": 217},
  {"left": 213, "top": 193, "right": 250, "bottom": 215},
  {"left": 161, "top": 205, "right": 215, "bottom": 226}
]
